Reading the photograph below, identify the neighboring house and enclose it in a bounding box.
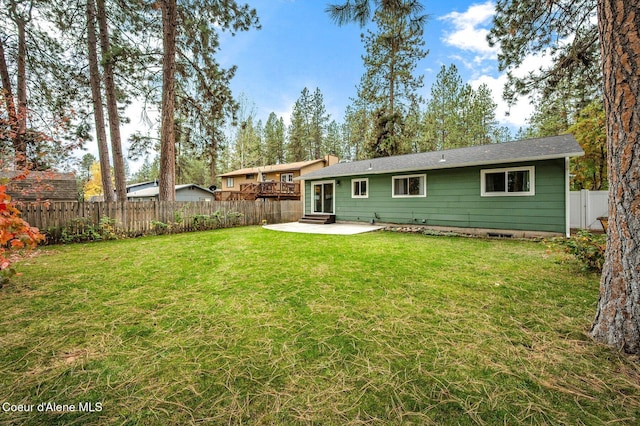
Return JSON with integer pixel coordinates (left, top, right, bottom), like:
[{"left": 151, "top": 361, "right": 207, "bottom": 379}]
[
  {"left": 127, "top": 184, "right": 215, "bottom": 202},
  {"left": 297, "top": 135, "right": 584, "bottom": 237},
  {"left": 88, "top": 181, "right": 161, "bottom": 202},
  {"left": 1, "top": 171, "right": 78, "bottom": 202},
  {"left": 126, "top": 180, "right": 159, "bottom": 194},
  {"left": 217, "top": 155, "right": 339, "bottom": 200}
]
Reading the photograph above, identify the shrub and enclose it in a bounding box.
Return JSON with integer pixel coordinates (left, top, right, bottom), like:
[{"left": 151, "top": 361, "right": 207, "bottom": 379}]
[
  {"left": 0, "top": 184, "right": 45, "bottom": 286},
  {"left": 554, "top": 230, "right": 606, "bottom": 272},
  {"left": 98, "top": 216, "right": 118, "bottom": 240},
  {"left": 191, "top": 212, "right": 223, "bottom": 231},
  {"left": 226, "top": 211, "right": 244, "bottom": 226},
  {"left": 151, "top": 220, "right": 170, "bottom": 235},
  {"left": 44, "top": 216, "right": 120, "bottom": 244}
]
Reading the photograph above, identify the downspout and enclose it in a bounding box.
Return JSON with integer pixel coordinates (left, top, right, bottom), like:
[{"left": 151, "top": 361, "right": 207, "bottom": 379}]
[
  {"left": 300, "top": 179, "right": 306, "bottom": 216},
  {"left": 565, "top": 157, "right": 571, "bottom": 237}
]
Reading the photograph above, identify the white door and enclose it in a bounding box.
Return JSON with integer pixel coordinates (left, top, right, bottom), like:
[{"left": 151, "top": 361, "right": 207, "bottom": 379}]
[{"left": 312, "top": 181, "right": 335, "bottom": 214}]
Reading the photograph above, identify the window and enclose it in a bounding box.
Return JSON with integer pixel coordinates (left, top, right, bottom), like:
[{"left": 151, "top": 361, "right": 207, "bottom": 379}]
[
  {"left": 226, "top": 177, "right": 234, "bottom": 188},
  {"left": 481, "top": 166, "right": 534, "bottom": 196},
  {"left": 352, "top": 178, "right": 368, "bottom": 198},
  {"left": 246, "top": 174, "right": 255, "bottom": 179},
  {"left": 281, "top": 173, "right": 293, "bottom": 183},
  {"left": 392, "top": 174, "right": 426, "bottom": 198}
]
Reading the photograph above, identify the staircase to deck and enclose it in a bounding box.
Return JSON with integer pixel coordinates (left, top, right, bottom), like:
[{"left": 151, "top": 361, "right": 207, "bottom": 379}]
[{"left": 298, "top": 214, "right": 336, "bottom": 224}]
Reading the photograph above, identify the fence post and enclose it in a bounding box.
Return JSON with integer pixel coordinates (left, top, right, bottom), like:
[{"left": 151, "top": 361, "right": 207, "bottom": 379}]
[
  {"left": 22, "top": 200, "right": 305, "bottom": 239},
  {"left": 580, "top": 189, "right": 591, "bottom": 229}
]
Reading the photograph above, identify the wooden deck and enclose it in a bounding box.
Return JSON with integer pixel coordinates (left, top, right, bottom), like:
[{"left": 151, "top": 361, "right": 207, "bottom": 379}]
[{"left": 216, "top": 182, "right": 301, "bottom": 201}]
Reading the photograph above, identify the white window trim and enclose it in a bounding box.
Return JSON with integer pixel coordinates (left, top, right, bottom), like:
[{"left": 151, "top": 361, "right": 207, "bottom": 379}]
[
  {"left": 480, "top": 166, "right": 535, "bottom": 197},
  {"left": 351, "top": 178, "right": 369, "bottom": 199},
  {"left": 226, "top": 177, "right": 234, "bottom": 188},
  {"left": 311, "top": 180, "right": 336, "bottom": 214},
  {"left": 392, "top": 174, "right": 427, "bottom": 198}
]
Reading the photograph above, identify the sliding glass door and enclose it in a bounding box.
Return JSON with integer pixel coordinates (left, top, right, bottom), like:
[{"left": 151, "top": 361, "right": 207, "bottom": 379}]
[{"left": 312, "top": 181, "right": 334, "bottom": 214}]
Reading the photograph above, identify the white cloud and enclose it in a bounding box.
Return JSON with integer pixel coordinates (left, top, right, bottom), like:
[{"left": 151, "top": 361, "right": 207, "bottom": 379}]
[
  {"left": 469, "top": 50, "right": 555, "bottom": 129},
  {"left": 439, "top": 1, "right": 498, "bottom": 63},
  {"left": 469, "top": 74, "right": 531, "bottom": 128},
  {"left": 438, "top": 1, "right": 560, "bottom": 130}
]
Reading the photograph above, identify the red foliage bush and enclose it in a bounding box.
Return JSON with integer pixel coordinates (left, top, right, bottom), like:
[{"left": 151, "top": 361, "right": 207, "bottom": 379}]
[{"left": 0, "top": 184, "right": 45, "bottom": 285}]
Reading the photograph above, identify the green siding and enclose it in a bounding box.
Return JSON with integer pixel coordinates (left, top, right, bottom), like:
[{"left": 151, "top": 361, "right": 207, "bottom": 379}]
[{"left": 304, "top": 159, "right": 567, "bottom": 233}]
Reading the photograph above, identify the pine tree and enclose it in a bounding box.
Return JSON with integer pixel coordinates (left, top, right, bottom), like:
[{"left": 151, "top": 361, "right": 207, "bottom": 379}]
[
  {"left": 403, "top": 101, "right": 423, "bottom": 153},
  {"left": 132, "top": 156, "right": 160, "bottom": 184},
  {"left": 297, "top": 87, "right": 312, "bottom": 159},
  {"left": 467, "top": 84, "right": 498, "bottom": 146},
  {"left": 233, "top": 117, "right": 262, "bottom": 169},
  {"left": 325, "top": 120, "right": 343, "bottom": 159},
  {"left": 423, "top": 65, "right": 463, "bottom": 150},
  {"left": 155, "top": 0, "right": 259, "bottom": 200},
  {"left": 490, "top": 0, "right": 640, "bottom": 354},
  {"left": 423, "top": 65, "right": 501, "bottom": 150},
  {"left": 286, "top": 87, "right": 331, "bottom": 161},
  {"left": 86, "top": 0, "right": 115, "bottom": 202},
  {"left": 309, "top": 88, "right": 329, "bottom": 159},
  {"left": 264, "top": 112, "right": 285, "bottom": 164},
  {"left": 356, "top": 1, "right": 427, "bottom": 157},
  {"left": 343, "top": 101, "right": 371, "bottom": 161},
  {"left": 0, "top": 0, "right": 34, "bottom": 169},
  {"left": 488, "top": 0, "right": 601, "bottom": 109},
  {"left": 158, "top": 0, "right": 178, "bottom": 201},
  {"left": 287, "top": 97, "right": 306, "bottom": 162},
  {"left": 0, "top": 1, "right": 91, "bottom": 170}
]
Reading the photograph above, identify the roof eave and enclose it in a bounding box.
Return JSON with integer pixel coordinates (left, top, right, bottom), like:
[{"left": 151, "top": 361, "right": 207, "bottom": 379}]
[
  {"left": 295, "top": 151, "right": 584, "bottom": 181},
  {"left": 221, "top": 159, "right": 326, "bottom": 177}
]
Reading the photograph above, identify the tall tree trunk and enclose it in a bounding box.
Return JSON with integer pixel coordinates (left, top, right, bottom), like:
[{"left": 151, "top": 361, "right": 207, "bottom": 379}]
[
  {"left": 96, "top": 0, "right": 126, "bottom": 201},
  {"left": 15, "top": 16, "right": 27, "bottom": 169},
  {"left": 590, "top": 0, "right": 640, "bottom": 354},
  {"left": 3, "top": 0, "right": 32, "bottom": 169},
  {"left": 86, "top": 0, "right": 114, "bottom": 202},
  {"left": 0, "top": 38, "right": 21, "bottom": 165},
  {"left": 209, "top": 134, "right": 217, "bottom": 186},
  {"left": 159, "top": 0, "right": 177, "bottom": 202}
]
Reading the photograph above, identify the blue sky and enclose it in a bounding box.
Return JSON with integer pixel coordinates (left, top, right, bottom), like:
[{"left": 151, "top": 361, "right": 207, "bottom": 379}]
[
  {"left": 114, "top": 0, "right": 550, "bottom": 171},
  {"left": 213, "top": 0, "right": 540, "bottom": 129}
]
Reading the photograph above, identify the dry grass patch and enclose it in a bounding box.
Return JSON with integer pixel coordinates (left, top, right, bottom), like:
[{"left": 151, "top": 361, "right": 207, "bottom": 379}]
[{"left": 0, "top": 227, "right": 638, "bottom": 425}]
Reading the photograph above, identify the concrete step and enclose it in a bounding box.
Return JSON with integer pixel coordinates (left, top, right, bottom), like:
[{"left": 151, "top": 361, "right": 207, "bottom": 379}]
[{"left": 298, "top": 214, "right": 336, "bottom": 224}]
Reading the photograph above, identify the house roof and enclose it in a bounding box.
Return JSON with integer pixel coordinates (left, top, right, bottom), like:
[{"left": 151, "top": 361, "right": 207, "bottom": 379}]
[
  {"left": 219, "top": 158, "right": 328, "bottom": 177},
  {"left": 297, "top": 135, "right": 584, "bottom": 181},
  {"left": 126, "top": 184, "right": 214, "bottom": 198},
  {"left": 0, "top": 170, "right": 78, "bottom": 201},
  {"left": 126, "top": 180, "right": 158, "bottom": 190}
]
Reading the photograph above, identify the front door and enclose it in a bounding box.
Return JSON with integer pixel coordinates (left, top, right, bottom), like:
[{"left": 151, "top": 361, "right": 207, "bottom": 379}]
[{"left": 312, "top": 181, "right": 334, "bottom": 214}]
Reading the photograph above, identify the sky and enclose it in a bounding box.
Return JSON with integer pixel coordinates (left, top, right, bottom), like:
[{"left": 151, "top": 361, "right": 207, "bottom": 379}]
[
  {"left": 211, "top": 0, "right": 544, "bottom": 126},
  {"left": 113, "top": 0, "right": 550, "bottom": 172}
]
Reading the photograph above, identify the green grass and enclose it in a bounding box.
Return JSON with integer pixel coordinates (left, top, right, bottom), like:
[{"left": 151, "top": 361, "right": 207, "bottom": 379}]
[{"left": 1, "top": 227, "right": 638, "bottom": 425}]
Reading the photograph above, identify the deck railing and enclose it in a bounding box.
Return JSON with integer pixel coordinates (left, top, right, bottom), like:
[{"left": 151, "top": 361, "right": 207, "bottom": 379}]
[{"left": 238, "top": 182, "right": 300, "bottom": 198}]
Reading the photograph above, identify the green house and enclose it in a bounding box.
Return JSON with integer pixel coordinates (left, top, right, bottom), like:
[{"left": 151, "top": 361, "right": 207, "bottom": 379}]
[{"left": 297, "top": 135, "right": 584, "bottom": 237}]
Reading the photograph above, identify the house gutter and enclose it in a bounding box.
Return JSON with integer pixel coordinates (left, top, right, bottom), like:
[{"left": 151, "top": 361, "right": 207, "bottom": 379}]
[{"left": 295, "top": 151, "right": 585, "bottom": 181}]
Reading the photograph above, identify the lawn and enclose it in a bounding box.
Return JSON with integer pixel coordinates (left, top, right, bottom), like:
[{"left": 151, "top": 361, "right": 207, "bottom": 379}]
[{"left": 0, "top": 226, "right": 638, "bottom": 425}]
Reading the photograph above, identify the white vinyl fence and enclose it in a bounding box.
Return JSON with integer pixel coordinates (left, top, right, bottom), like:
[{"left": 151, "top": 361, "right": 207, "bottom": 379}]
[{"left": 570, "top": 190, "right": 608, "bottom": 231}]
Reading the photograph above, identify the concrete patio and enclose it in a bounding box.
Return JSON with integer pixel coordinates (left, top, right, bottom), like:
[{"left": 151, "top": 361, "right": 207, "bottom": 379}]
[{"left": 263, "top": 222, "right": 385, "bottom": 235}]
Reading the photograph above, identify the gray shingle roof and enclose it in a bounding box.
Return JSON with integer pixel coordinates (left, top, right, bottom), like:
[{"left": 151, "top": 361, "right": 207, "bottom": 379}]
[
  {"left": 126, "top": 184, "right": 214, "bottom": 198},
  {"left": 297, "top": 135, "right": 584, "bottom": 181}
]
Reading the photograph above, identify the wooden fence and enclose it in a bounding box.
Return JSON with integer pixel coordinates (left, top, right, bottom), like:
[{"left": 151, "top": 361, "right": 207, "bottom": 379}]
[{"left": 20, "top": 200, "right": 303, "bottom": 242}]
